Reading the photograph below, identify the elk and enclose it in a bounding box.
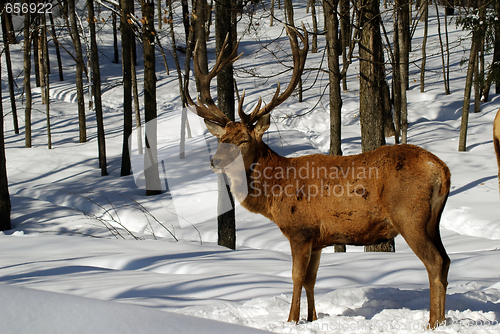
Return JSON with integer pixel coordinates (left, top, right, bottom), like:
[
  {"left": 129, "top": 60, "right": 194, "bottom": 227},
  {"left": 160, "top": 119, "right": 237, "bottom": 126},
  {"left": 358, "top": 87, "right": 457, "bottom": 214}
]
[
  {"left": 186, "top": 26, "right": 451, "bottom": 329},
  {"left": 494, "top": 108, "right": 500, "bottom": 193}
]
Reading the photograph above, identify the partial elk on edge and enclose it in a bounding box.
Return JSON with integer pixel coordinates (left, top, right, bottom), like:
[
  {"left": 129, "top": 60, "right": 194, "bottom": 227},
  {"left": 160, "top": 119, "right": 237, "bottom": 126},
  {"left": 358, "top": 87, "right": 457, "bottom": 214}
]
[
  {"left": 186, "top": 26, "right": 451, "bottom": 329},
  {"left": 494, "top": 108, "right": 500, "bottom": 194}
]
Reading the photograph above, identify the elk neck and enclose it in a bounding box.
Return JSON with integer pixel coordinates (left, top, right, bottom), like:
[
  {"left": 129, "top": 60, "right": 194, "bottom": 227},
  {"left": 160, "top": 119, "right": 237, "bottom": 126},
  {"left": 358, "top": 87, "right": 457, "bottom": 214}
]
[{"left": 238, "top": 141, "right": 289, "bottom": 219}]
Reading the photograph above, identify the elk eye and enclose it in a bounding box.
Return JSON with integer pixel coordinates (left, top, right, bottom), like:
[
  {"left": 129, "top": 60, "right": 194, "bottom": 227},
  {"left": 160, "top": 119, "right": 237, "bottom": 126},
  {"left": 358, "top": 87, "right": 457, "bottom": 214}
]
[{"left": 238, "top": 140, "right": 249, "bottom": 146}]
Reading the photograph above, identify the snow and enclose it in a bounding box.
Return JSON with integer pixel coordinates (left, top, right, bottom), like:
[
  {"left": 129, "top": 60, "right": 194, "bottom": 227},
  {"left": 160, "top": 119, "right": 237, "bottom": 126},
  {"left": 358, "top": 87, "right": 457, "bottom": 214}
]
[{"left": 1, "top": 2, "right": 500, "bottom": 333}]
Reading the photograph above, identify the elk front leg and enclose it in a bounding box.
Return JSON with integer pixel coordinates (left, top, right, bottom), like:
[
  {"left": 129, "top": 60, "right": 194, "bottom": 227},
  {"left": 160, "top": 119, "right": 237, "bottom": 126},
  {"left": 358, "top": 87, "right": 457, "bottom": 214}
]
[
  {"left": 287, "top": 241, "right": 313, "bottom": 323},
  {"left": 304, "top": 249, "right": 322, "bottom": 322}
]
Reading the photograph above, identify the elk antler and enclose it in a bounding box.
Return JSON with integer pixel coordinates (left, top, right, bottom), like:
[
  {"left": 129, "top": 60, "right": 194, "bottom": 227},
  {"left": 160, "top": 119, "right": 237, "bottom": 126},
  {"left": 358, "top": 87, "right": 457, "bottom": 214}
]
[
  {"left": 238, "top": 24, "right": 309, "bottom": 128},
  {"left": 185, "top": 34, "right": 243, "bottom": 126}
]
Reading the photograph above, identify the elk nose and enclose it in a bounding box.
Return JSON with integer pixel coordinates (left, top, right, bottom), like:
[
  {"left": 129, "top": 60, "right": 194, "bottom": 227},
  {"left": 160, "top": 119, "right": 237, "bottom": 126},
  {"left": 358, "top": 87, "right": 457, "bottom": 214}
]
[{"left": 211, "top": 158, "right": 221, "bottom": 169}]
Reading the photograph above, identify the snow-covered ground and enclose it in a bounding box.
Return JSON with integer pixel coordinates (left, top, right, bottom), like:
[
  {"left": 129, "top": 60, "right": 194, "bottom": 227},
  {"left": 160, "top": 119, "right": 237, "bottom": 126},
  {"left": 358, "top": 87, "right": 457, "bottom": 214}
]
[{"left": 1, "top": 2, "right": 500, "bottom": 333}]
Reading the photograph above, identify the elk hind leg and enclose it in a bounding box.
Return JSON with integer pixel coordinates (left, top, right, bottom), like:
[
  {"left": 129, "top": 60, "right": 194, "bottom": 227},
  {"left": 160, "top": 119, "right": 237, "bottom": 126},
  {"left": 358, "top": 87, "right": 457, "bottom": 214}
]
[
  {"left": 401, "top": 213, "right": 450, "bottom": 329},
  {"left": 426, "top": 223, "right": 450, "bottom": 328},
  {"left": 304, "top": 249, "right": 321, "bottom": 322},
  {"left": 287, "top": 241, "right": 313, "bottom": 323}
]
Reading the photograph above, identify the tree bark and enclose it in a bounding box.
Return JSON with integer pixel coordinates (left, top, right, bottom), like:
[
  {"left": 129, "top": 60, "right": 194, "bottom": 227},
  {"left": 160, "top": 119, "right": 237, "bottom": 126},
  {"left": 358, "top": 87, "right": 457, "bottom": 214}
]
[
  {"left": 142, "top": 0, "right": 162, "bottom": 195},
  {"left": 401, "top": 0, "right": 410, "bottom": 89},
  {"left": 44, "top": 21, "right": 52, "bottom": 149},
  {"left": 323, "top": 0, "right": 342, "bottom": 157},
  {"left": 49, "top": 12, "right": 64, "bottom": 81},
  {"left": 182, "top": 0, "right": 190, "bottom": 44},
  {"left": 420, "top": 0, "right": 428, "bottom": 93},
  {"left": 0, "top": 55, "right": 11, "bottom": 231},
  {"left": 310, "top": 0, "right": 318, "bottom": 53},
  {"left": 215, "top": 0, "right": 237, "bottom": 249},
  {"left": 32, "top": 18, "right": 40, "bottom": 88},
  {"left": 131, "top": 44, "right": 143, "bottom": 156},
  {"left": 358, "top": 0, "right": 386, "bottom": 152},
  {"left": 24, "top": 10, "right": 32, "bottom": 148},
  {"left": 435, "top": 1, "right": 450, "bottom": 95},
  {"left": 112, "top": 6, "right": 119, "bottom": 64},
  {"left": 2, "top": 11, "right": 16, "bottom": 44},
  {"left": 393, "top": 9, "right": 401, "bottom": 144},
  {"left": 1, "top": 11, "right": 19, "bottom": 134},
  {"left": 69, "top": 0, "right": 87, "bottom": 143},
  {"left": 459, "top": 37, "right": 479, "bottom": 152},
  {"left": 339, "top": 0, "right": 350, "bottom": 91},
  {"left": 494, "top": 0, "right": 500, "bottom": 94},
  {"left": 397, "top": 0, "right": 408, "bottom": 144},
  {"left": 194, "top": 0, "right": 209, "bottom": 92},
  {"left": 358, "top": 0, "right": 393, "bottom": 252},
  {"left": 284, "top": 0, "right": 294, "bottom": 24},
  {"left": 88, "top": 0, "right": 108, "bottom": 175},
  {"left": 121, "top": 0, "right": 133, "bottom": 176}
]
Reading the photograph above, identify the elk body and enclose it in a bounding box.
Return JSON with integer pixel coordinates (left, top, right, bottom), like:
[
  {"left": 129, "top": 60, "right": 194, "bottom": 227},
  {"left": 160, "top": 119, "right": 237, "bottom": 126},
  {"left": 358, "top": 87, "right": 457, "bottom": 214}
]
[
  {"left": 494, "top": 108, "right": 500, "bottom": 193},
  {"left": 187, "top": 26, "right": 451, "bottom": 329}
]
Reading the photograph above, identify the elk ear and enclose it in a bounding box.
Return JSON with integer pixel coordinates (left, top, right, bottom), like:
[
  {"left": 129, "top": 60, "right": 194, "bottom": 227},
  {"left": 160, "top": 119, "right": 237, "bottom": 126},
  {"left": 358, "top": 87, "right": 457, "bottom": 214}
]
[
  {"left": 253, "top": 114, "right": 271, "bottom": 140},
  {"left": 204, "top": 119, "right": 226, "bottom": 138}
]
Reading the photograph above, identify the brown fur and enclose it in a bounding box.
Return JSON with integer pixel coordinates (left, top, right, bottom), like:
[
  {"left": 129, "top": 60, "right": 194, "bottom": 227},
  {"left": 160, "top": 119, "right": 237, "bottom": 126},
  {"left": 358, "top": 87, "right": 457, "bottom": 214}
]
[
  {"left": 494, "top": 108, "right": 500, "bottom": 193},
  {"left": 207, "top": 120, "right": 451, "bottom": 329}
]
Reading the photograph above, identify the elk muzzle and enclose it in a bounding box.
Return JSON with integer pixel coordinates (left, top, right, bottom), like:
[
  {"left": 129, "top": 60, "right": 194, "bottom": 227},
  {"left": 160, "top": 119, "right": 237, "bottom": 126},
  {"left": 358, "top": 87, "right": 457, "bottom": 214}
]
[{"left": 210, "top": 143, "right": 242, "bottom": 173}]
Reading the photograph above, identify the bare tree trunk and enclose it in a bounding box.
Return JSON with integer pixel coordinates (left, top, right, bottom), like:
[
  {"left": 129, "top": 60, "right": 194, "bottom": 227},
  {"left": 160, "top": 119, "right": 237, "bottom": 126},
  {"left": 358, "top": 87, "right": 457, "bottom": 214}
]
[
  {"left": 401, "top": 0, "right": 410, "bottom": 90},
  {"left": 158, "top": 0, "right": 162, "bottom": 30},
  {"left": 474, "top": 51, "right": 481, "bottom": 113},
  {"left": 0, "top": 56, "right": 11, "bottom": 231},
  {"left": 49, "top": 12, "right": 64, "bottom": 81},
  {"left": 1, "top": 12, "right": 19, "bottom": 134},
  {"left": 397, "top": 0, "right": 408, "bottom": 144},
  {"left": 168, "top": 0, "right": 183, "bottom": 101},
  {"left": 444, "top": 3, "right": 451, "bottom": 93},
  {"left": 494, "top": 0, "right": 500, "bottom": 94},
  {"left": 271, "top": 0, "right": 275, "bottom": 26},
  {"left": 182, "top": 0, "right": 190, "bottom": 43},
  {"left": 32, "top": 18, "right": 40, "bottom": 88},
  {"left": 43, "top": 18, "right": 52, "bottom": 150},
  {"left": 435, "top": 2, "right": 450, "bottom": 95},
  {"left": 121, "top": 0, "right": 133, "bottom": 176},
  {"left": 2, "top": 11, "right": 16, "bottom": 44},
  {"left": 340, "top": 0, "right": 350, "bottom": 91},
  {"left": 112, "top": 5, "right": 119, "bottom": 64},
  {"left": 38, "top": 23, "right": 46, "bottom": 105},
  {"left": 359, "top": 0, "right": 394, "bottom": 253},
  {"left": 284, "top": 0, "right": 294, "bottom": 24},
  {"left": 393, "top": 8, "right": 401, "bottom": 144},
  {"left": 478, "top": 0, "right": 486, "bottom": 102},
  {"left": 459, "top": 37, "right": 479, "bottom": 152},
  {"left": 324, "top": 0, "right": 344, "bottom": 252},
  {"left": 88, "top": 0, "right": 108, "bottom": 175},
  {"left": 131, "top": 49, "right": 143, "bottom": 155},
  {"left": 420, "top": 0, "right": 428, "bottom": 93},
  {"left": 194, "top": 0, "right": 209, "bottom": 92},
  {"left": 359, "top": 0, "right": 387, "bottom": 152},
  {"left": 142, "top": 0, "right": 161, "bottom": 195},
  {"left": 24, "top": 11, "right": 32, "bottom": 148},
  {"left": 69, "top": 0, "right": 87, "bottom": 143},
  {"left": 323, "top": 0, "right": 342, "bottom": 157},
  {"left": 216, "top": 0, "right": 237, "bottom": 249},
  {"left": 311, "top": 0, "right": 318, "bottom": 53}
]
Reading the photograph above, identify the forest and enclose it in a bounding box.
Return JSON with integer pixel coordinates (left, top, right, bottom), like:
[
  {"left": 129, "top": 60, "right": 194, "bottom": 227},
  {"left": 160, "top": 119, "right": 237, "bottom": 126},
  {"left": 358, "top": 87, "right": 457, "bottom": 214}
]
[
  {"left": 1, "top": 0, "right": 499, "bottom": 246},
  {"left": 0, "top": 1, "right": 500, "bottom": 333}
]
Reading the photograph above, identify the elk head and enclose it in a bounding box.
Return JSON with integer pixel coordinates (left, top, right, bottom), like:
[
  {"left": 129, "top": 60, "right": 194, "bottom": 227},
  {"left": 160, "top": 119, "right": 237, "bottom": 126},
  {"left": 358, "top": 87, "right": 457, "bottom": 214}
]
[{"left": 186, "top": 25, "right": 308, "bottom": 174}]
